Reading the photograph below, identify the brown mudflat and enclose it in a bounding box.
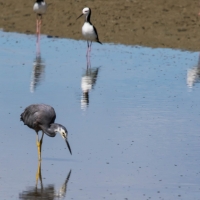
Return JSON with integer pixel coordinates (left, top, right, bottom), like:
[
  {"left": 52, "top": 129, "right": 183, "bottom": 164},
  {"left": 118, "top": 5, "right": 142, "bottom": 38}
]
[{"left": 0, "top": 0, "right": 200, "bottom": 51}]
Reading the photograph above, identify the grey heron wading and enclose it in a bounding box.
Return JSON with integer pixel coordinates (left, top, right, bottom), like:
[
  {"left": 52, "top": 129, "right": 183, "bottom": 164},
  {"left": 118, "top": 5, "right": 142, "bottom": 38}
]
[
  {"left": 20, "top": 104, "right": 72, "bottom": 160},
  {"left": 77, "top": 7, "right": 102, "bottom": 56}
]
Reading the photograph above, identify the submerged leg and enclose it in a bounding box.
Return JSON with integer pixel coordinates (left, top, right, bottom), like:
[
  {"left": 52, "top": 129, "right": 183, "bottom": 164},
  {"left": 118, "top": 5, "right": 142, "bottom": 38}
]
[
  {"left": 36, "top": 41, "right": 40, "bottom": 56},
  {"left": 86, "top": 41, "right": 90, "bottom": 57},
  {"left": 89, "top": 41, "right": 92, "bottom": 52},
  {"left": 87, "top": 55, "right": 91, "bottom": 68},
  {"left": 86, "top": 41, "right": 92, "bottom": 57},
  {"left": 36, "top": 131, "right": 44, "bottom": 161},
  {"left": 36, "top": 160, "right": 43, "bottom": 188},
  {"left": 86, "top": 56, "right": 89, "bottom": 69}
]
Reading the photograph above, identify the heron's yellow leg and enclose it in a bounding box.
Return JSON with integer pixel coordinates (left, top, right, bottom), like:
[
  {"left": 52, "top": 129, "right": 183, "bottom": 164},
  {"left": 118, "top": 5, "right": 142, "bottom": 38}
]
[
  {"left": 36, "top": 132, "right": 44, "bottom": 161},
  {"left": 36, "top": 161, "right": 42, "bottom": 186}
]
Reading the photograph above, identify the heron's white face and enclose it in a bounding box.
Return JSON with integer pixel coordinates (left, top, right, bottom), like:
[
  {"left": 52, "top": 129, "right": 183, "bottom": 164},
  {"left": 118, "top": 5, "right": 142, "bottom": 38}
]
[
  {"left": 55, "top": 125, "right": 72, "bottom": 155},
  {"left": 82, "top": 7, "right": 90, "bottom": 15},
  {"left": 56, "top": 127, "right": 68, "bottom": 140}
]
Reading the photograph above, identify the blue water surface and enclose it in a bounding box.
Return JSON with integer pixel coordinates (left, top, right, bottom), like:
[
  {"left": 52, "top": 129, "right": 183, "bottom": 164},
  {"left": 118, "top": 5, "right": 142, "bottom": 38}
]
[{"left": 0, "top": 31, "right": 200, "bottom": 200}]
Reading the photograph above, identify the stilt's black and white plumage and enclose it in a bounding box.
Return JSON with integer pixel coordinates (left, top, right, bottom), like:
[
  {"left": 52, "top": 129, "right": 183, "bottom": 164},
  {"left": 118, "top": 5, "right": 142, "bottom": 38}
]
[
  {"left": 77, "top": 7, "right": 102, "bottom": 56},
  {"left": 33, "top": 0, "right": 47, "bottom": 42},
  {"left": 20, "top": 104, "right": 72, "bottom": 160}
]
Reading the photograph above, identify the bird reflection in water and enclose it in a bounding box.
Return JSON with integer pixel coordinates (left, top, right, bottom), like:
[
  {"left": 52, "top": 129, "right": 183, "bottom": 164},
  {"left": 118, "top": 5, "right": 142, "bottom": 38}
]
[
  {"left": 187, "top": 54, "right": 200, "bottom": 88},
  {"left": 19, "top": 162, "right": 71, "bottom": 200},
  {"left": 81, "top": 57, "right": 100, "bottom": 110},
  {"left": 30, "top": 43, "right": 45, "bottom": 93}
]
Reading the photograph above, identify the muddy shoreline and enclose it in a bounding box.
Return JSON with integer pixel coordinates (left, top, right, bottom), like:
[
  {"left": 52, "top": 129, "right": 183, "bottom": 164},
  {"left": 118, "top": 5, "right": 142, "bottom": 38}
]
[{"left": 0, "top": 0, "right": 200, "bottom": 51}]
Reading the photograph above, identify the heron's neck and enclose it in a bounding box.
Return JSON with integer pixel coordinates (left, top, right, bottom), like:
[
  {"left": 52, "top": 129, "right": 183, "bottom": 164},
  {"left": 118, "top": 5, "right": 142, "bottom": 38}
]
[{"left": 42, "top": 123, "right": 60, "bottom": 137}]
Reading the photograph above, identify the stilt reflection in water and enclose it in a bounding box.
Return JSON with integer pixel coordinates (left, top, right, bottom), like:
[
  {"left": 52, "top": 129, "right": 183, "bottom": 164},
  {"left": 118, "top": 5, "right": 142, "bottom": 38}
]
[
  {"left": 30, "top": 44, "right": 45, "bottom": 93},
  {"left": 81, "top": 57, "right": 100, "bottom": 110},
  {"left": 19, "top": 162, "right": 71, "bottom": 200},
  {"left": 187, "top": 53, "right": 200, "bottom": 88}
]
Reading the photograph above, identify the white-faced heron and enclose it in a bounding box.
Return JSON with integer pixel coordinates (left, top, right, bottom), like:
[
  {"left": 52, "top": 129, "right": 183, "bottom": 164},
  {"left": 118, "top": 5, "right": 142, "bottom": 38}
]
[{"left": 20, "top": 104, "right": 72, "bottom": 160}]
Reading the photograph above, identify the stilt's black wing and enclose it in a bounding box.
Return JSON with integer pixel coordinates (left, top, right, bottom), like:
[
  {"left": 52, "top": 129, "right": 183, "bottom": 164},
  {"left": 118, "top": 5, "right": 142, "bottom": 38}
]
[{"left": 93, "top": 25, "right": 102, "bottom": 44}]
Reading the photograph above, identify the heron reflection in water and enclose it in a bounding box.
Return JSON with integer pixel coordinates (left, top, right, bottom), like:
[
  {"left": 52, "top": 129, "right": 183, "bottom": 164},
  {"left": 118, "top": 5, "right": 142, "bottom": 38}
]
[
  {"left": 81, "top": 58, "right": 100, "bottom": 110},
  {"left": 187, "top": 54, "right": 200, "bottom": 88},
  {"left": 19, "top": 162, "right": 71, "bottom": 200},
  {"left": 30, "top": 44, "right": 45, "bottom": 93}
]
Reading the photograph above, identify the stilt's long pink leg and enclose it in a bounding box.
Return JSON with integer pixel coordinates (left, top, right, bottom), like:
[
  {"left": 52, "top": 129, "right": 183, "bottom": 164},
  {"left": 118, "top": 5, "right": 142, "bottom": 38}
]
[
  {"left": 36, "top": 39, "right": 40, "bottom": 56},
  {"left": 36, "top": 15, "right": 42, "bottom": 44},
  {"left": 38, "top": 22, "right": 40, "bottom": 43},
  {"left": 86, "top": 53, "right": 90, "bottom": 68},
  {"left": 36, "top": 17, "right": 39, "bottom": 43},
  {"left": 86, "top": 41, "right": 90, "bottom": 57},
  {"left": 86, "top": 41, "right": 92, "bottom": 57},
  {"left": 89, "top": 41, "right": 92, "bottom": 53}
]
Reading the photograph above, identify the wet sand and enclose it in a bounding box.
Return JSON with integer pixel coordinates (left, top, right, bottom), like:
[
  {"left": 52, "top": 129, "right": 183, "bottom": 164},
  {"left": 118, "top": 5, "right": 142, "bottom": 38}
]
[{"left": 1, "top": 0, "right": 200, "bottom": 51}]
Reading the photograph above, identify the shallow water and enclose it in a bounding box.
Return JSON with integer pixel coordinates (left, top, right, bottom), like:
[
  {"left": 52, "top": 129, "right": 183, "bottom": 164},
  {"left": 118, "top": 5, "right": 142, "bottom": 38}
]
[{"left": 0, "top": 31, "right": 200, "bottom": 200}]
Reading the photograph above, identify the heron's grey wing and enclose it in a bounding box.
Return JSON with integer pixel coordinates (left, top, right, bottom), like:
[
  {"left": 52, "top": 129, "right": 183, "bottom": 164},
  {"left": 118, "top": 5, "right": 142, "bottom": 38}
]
[
  {"left": 20, "top": 104, "right": 42, "bottom": 130},
  {"left": 35, "top": 104, "right": 57, "bottom": 137},
  {"left": 38, "top": 104, "right": 56, "bottom": 123},
  {"left": 20, "top": 104, "right": 56, "bottom": 131}
]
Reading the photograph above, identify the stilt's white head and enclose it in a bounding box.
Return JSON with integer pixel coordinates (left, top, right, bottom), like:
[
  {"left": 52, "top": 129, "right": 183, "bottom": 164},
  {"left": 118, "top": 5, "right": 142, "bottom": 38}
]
[
  {"left": 82, "top": 7, "right": 90, "bottom": 15},
  {"left": 77, "top": 7, "right": 91, "bottom": 20}
]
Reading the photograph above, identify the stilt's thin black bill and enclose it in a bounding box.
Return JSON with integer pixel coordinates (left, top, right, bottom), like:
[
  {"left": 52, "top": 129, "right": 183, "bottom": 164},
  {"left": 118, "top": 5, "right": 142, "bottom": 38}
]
[
  {"left": 77, "top": 14, "right": 83, "bottom": 20},
  {"left": 66, "top": 139, "right": 72, "bottom": 155}
]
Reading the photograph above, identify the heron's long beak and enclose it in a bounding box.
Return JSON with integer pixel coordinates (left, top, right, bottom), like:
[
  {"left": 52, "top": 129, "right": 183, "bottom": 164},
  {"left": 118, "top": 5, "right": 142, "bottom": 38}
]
[
  {"left": 66, "top": 139, "right": 72, "bottom": 155},
  {"left": 76, "top": 14, "right": 83, "bottom": 20}
]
